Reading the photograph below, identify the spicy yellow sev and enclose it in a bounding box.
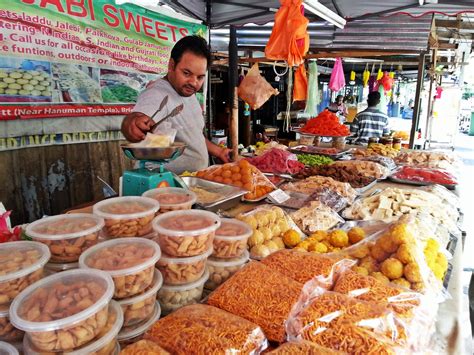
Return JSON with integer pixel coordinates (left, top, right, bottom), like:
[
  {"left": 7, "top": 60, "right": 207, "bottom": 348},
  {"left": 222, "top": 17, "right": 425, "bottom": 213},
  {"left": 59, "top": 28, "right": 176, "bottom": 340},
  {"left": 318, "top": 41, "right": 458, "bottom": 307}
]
[{"left": 268, "top": 341, "right": 342, "bottom": 354}]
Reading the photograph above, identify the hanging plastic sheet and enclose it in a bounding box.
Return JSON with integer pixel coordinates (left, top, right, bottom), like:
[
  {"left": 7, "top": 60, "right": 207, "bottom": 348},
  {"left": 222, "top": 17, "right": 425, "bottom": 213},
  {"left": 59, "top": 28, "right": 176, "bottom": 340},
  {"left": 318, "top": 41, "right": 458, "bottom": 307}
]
[
  {"left": 362, "top": 64, "right": 370, "bottom": 88},
  {"left": 377, "top": 85, "right": 388, "bottom": 114},
  {"left": 328, "top": 58, "right": 345, "bottom": 92},
  {"left": 304, "top": 60, "right": 319, "bottom": 116}
]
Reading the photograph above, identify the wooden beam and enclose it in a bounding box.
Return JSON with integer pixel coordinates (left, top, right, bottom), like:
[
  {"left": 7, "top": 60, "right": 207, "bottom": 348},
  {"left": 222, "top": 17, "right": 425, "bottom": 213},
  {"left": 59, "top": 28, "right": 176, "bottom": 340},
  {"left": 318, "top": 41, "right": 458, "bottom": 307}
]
[
  {"left": 436, "top": 43, "right": 457, "bottom": 49},
  {"left": 409, "top": 53, "right": 427, "bottom": 149},
  {"left": 436, "top": 19, "right": 474, "bottom": 30}
]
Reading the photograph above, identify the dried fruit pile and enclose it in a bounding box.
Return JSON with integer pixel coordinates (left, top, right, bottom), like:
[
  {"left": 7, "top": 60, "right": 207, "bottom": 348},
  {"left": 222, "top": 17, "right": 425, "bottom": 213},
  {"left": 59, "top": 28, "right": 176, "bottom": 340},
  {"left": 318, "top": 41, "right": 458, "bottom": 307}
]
[{"left": 301, "top": 110, "right": 350, "bottom": 136}]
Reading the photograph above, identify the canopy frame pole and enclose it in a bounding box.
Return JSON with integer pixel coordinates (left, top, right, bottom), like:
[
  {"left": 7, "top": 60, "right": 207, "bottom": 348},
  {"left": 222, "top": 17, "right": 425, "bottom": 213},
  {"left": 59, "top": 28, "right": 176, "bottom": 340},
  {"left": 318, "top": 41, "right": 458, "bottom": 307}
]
[
  {"left": 229, "top": 25, "right": 239, "bottom": 159},
  {"left": 409, "top": 52, "right": 427, "bottom": 149}
]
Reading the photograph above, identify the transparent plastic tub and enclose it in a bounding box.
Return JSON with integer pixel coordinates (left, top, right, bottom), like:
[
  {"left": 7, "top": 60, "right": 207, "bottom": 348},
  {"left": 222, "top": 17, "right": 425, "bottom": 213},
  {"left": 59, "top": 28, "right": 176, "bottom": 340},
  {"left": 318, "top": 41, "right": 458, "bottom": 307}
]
[
  {"left": 22, "top": 300, "right": 123, "bottom": 355},
  {"left": 152, "top": 210, "right": 220, "bottom": 257},
  {"left": 142, "top": 187, "right": 196, "bottom": 213},
  {"left": 157, "top": 247, "right": 212, "bottom": 286},
  {"left": 205, "top": 250, "right": 249, "bottom": 290},
  {"left": 93, "top": 197, "right": 160, "bottom": 238},
  {"left": 44, "top": 261, "right": 79, "bottom": 274},
  {"left": 212, "top": 218, "right": 252, "bottom": 259},
  {"left": 9, "top": 269, "right": 114, "bottom": 352},
  {"left": 117, "top": 301, "right": 161, "bottom": 348},
  {"left": 157, "top": 268, "right": 209, "bottom": 315},
  {"left": 0, "top": 304, "right": 23, "bottom": 342},
  {"left": 79, "top": 237, "right": 161, "bottom": 299},
  {"left": 25, "top": 213, "right": 104, "bottom": 263},
  {"left": 0, "top": 241, "right": 50, "bottom": 305},
  {"left": 117, "top": 269, "right": 163, "bottom": 327},
  {"left": 0, "top": 341, "right": 19, "bottom": 355}
]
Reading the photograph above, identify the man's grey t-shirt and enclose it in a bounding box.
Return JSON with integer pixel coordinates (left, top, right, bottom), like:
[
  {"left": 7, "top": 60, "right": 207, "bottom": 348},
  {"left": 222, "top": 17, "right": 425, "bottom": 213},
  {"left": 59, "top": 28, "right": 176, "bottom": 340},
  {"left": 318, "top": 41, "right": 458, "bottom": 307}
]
[{"left": 132, "top": 78, "right": 209, "bottom": 174}]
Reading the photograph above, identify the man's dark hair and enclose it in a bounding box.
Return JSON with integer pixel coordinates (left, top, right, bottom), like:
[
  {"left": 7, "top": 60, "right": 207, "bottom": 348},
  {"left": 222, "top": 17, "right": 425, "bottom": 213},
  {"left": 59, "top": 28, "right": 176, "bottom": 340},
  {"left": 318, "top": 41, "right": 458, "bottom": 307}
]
[
  {"left": 336, "top": 95, "right": 344, "bottom": 101},
  {"left": 368, "top": 91, "right": 381, "bottom": 107},
  {"left": 171, "top": 35, "right": 211, "bottom": 68}
]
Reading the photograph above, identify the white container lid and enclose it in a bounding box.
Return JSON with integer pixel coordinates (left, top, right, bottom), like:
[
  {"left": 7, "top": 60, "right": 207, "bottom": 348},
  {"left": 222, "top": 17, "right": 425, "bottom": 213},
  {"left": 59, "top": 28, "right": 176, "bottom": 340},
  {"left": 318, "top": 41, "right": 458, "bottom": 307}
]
[
  {"left": 79, "top": 238, "right": 161, "bottom": 277},
  {"left": 9, "top": 269, "right": 114, "bottom": 332},
  {"left": 0, "top": 241, "right": 50, "bottom": 283},
  {"left": 117, "top": 269, "right": 163, "bottom": 307},
  {"left": 159, "top": 268, "right": 209, "bottom": 292},
  {"left": 207, "top": 250, "right": 250, "bottom": 267},
  {"left": 143, "top": 187, "right": 196, "bottom": 208},
  {"left": 93, "top": 196, "right": 160, "bottom": 219},
  {"left": 45, "top": 261, "right": 79, "bottom": 273},
  {"left": 214, "top": 218, "right": 253, "bottom": 240},
  {"left": 117, "top": 301, "right": 161, "bottom": 343},
  {"left": 159, "top": 246, "right": 213, "bottom": 265},
  {"left": 152, "top": 210, "right": 220, "bottom": 237},
  {"left": 0, "top": 341, "right": 19, "bottom": 355},
  {"left": 22, "top": 300, "right": 123, "bottom": 355},
  {"left": 25, "top": 213, "right": 104, "bottom": 241}
]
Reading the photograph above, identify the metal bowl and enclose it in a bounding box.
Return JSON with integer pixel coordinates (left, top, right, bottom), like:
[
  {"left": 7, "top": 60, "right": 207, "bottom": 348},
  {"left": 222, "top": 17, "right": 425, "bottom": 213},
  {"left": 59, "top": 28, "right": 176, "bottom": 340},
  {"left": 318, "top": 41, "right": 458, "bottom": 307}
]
[{"left": 121, "top": 142, "right": 186, "bottom": 161}]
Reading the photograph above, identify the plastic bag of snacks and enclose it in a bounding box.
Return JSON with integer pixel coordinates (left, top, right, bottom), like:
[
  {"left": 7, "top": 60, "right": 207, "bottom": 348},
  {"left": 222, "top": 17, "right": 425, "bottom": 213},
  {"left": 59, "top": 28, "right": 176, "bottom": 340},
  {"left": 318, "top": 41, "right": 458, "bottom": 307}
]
[
  {"left": 245, "top": 148, "right": 304, "bottom": 175},
  {"left": 268, "top": 340, "right": 342, "bottom": 354},
  {"left": 196, "top": 160, "right": 276, "bottom": 201},
  {"left": 236, "top": 205, "right": 303, "bottom": 259},
  {"left": 330, "top": 160, "right": 391, "bottom": 179},
  {"left": 285, "top": 287, "right": 403, "bottom": 353},
  {"left": 144, "top": 304, "right": 268, "bottom": 354},
  {"left": 354, "top": 155, "right": 397, "bottom": 171},
  {"left": 307, "top": 187, "right": 349, "bottom": 212},
  {"left": 290, "top": 201, "right": 344, "bottom": 234},
  {"left": 207, "top": 261, "right": 303, "bottom": 343},
  {"left": 420, "top": 184, "right": 460, "bottom": 211},
  {"left": 120, "top": 339, "right": 170, "bottom": 355}
]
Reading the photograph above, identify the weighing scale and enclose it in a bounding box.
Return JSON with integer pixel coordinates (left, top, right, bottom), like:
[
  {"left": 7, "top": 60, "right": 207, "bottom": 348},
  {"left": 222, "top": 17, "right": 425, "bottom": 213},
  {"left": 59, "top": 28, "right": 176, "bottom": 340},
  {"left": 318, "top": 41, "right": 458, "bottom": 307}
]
[{"left": 121, "top": 142, "right": 188, "bottom": 196}]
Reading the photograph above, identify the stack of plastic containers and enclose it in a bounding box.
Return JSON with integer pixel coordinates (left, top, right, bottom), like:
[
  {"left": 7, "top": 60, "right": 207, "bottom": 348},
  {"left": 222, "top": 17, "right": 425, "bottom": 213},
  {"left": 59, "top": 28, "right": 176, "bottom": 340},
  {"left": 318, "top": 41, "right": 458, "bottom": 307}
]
[
  {"left": 204, "top": 218, "right": 251, "bottom": 291},
  {"left": 79, "top": 237, "right": 162, "bottom": 348},
  {"left": 152, "top": 210, "right": 221, "bottom": 314},
  {"left": 142, "top": 187, "right": 197, "bottom": 214},
  {"left": 25, "top": 213, "right": 104, "bottom": 274}
]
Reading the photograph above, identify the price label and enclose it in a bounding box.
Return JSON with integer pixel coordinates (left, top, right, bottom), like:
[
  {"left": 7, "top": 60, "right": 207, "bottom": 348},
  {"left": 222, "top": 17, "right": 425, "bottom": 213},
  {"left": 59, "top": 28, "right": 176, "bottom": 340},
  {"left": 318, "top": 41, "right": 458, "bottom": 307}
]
[{"left": 268, "top": 189, "right": 290, "bottom": 204}]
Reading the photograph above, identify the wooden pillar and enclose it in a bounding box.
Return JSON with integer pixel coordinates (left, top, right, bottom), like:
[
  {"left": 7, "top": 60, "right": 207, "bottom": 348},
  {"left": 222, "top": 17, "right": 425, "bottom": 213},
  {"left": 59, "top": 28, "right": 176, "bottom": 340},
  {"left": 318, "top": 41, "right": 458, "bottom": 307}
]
[
  {"left": 409, "top": 52, "right": 427, "bottom": 149},
  {"left": 228, "top": 26, "right": 239, "bottom": 159}
]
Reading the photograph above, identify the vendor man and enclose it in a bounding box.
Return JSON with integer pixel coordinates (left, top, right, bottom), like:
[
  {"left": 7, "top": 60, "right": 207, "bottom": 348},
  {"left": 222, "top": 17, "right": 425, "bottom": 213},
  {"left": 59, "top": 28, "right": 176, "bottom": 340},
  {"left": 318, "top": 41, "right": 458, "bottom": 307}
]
[
  {"left": 121, "top": 35, "right": 231, "bottom": 174},
  {"left": 350, "top": 91, "right": 390, "bottom": 144}
]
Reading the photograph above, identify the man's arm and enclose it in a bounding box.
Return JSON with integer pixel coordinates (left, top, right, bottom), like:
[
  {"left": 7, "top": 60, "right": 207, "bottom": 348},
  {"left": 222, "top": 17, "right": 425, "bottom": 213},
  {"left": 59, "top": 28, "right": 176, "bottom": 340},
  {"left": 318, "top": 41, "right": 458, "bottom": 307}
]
[
  {"left": 205, "top": 138, "right": 232, "bottom": 163},
  {"left": 121, "top": 112, "right": 154, "bottom": 142}
]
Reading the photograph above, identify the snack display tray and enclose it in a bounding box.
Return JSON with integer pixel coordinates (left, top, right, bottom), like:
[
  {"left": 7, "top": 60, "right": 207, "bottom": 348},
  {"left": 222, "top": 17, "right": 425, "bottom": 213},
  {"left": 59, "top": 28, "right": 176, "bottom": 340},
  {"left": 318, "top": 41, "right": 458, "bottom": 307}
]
[
  {"left": 290, "top": 145, "right": 351, "bottom": 158},
  {"left": 387, "top": 174, "right": 456, "bottom": 190}
]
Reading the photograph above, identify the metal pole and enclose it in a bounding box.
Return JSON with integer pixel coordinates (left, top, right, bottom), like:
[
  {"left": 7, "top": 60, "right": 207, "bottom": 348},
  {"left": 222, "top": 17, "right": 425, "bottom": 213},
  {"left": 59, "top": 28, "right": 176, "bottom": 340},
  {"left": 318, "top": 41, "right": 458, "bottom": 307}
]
[
  {"left": 229, "top": 26, "right": 239, "bottom": 159},
  {"left": 409, "top": 52, "right": 426, "bottom": 149},
  {"left": 205, "top": 1, "right": 212, "bottom": 139}
]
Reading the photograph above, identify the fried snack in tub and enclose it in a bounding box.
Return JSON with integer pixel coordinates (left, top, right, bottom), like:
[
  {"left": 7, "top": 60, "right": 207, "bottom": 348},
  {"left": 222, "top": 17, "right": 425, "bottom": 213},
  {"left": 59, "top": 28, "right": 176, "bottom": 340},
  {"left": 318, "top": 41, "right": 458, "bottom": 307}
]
[
  {"left": 117, "top": 302, "right": 161, "bottom": 348},
  {"left": 212, "top": 218, "right": 252, "bottom": 258},
  {"left": 268, "top": 341, "right": 342, "bottom": 354},
  {"left": 152, "top": 210, "right": 220, "bottom": 257},
  {"left": 157, "top": 248, "right": 211, "bottom": 286},
  {"left": 117, "top": 269, "right": 162, "bottom": 327},
  {"left": 157, "top": 269, "right": 208, "bottom": 315},
  {"left": 9, "top": 269, "right": 114, "bottom": 352},
  {"left": 144, "top": 304, "right": 268, "bottom": 354},
  {"left": 208, "top": 261, "right": 303, "bottom": 343},
  {"left": 205, "top": 250, "right": 249, "bottom": 290},
  {"left": 0, "top": 341, "right": 18, "bottom": 355},
  {"left": 0, "top": 304, "right": 23, "bottom": 342},
  {"left": 26, "top": 213, "right": 104, "bottom": 263},
  {"left": 93, "top": 197, "right": 160, "bottom": 238},
  {"left": 120, "top": 340, "right": 170, "bottom": 355},
  {"left": 22, "top": 300, "right": 124, "bottom": 355},
  {"left": 0, "top": 241, "right": 50, "bottom": 305},
  {"left": 142, "top": 187, "right": 196, "bottom": 214},
  {"left": 79, "top": 238, "right": 161, "bottom": 299}
]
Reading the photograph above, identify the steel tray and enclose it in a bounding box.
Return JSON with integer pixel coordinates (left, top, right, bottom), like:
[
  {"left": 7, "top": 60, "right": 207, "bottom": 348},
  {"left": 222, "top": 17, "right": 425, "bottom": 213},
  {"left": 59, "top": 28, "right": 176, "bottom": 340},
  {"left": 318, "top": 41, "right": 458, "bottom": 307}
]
[
  {"left": 354, "top": 179, "right": 379, "bottom": 195},
  {"left": 290, "top": 145, "right": 351, "bottom": 158},
  {"left": 387, "top": 174, "right": 457, "bottom": 190},
  {"left": 181, "top": 176, "right": 247, "bottom": 212}
]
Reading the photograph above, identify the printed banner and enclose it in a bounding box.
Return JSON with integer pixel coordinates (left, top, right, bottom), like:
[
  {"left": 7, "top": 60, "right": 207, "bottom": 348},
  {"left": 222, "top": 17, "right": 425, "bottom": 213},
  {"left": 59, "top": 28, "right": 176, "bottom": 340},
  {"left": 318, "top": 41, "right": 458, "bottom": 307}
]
[
  {"left": 0, "top": 130, "right": 125, "bottom": 150},
  {"left": 0, "top": 0, "right": 207, "bottom": 120}
]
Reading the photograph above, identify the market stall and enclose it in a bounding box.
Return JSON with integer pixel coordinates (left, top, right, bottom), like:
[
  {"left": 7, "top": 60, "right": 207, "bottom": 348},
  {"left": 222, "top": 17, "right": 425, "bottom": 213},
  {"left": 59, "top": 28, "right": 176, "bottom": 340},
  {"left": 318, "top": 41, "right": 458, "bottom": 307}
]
[{"left": 0, "top": 130, "right": 469, "bottom": 354}]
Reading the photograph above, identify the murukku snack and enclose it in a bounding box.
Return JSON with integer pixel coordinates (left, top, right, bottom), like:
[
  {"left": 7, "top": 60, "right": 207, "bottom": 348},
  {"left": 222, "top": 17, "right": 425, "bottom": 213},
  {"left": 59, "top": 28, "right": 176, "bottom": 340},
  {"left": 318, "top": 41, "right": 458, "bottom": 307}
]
[
  {"left": 120, "top": 339, "right": 170, "bottom": 355},
  {"left": 268, "top": 341, "right": 341, "bottom": 354},
  {"left": 207, "top": 261, "right": 302, "bottom": 342},
  {"left": 144, "top": 304, "right": 268, "bottom": 354}
]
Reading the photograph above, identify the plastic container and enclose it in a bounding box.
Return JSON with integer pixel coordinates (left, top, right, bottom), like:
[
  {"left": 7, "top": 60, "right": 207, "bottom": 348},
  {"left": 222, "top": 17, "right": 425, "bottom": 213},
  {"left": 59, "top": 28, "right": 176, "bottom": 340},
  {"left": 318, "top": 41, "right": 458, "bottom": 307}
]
[
  {"left": 212, "top": 218, "right": 252, "bottom": 259},
  {"left": 22, "top": 300, "right": 123, "bottom": 355},
  {"left": 93, "top": 196, "right": 160, "bottom": 238},
  {"left": 9, "top": 269, "right": 114, "bottom": 352},
  {"left": 0, "top": 341, "right": 18, "bottom": 355},
  {"left": 299, "top": 134, "right": 315, "bottom": 145},
  {"left": 79, "top": 237, "right": 161, "bottom": 299},
  {"left": 117, "top": 301, "right": 161, "bottom": 348},
  {"left": 331, "top": 136, "right": 346, "bottom": 150},
  {"left": 205, "top": 250, "right": 250, "bottom": 290},
  {"left": 0, "top": 241, "right": 50, "bottom": 305},
  {"left": 393, "top": 137, "right": 402, "bottom": 150},
  {"left": 44, "top": 261, "right": 79, "bottom": 274},
  {"left": 0, "top": 304, "right": 23, "bottom": 342},
  {"left": 143, "top": 187, "right": 196, "bottom": 213},
  {"left": 117, "top": 269, "right": 163, "bottom": 327},
  {"left": 152, "top": 210, "right": 221, "bottom": 257},
  {"left": 157, "top": 247, "right": 212, "bottom": 286},
  {"left": 368, "top": 137, "right": 379, "bottom": 147},
  {"left": 25, "top": 213, "right": 104, "bottom": 263},
  {"left": 157, "top": 268, "right": 209, "bottom": 315}
]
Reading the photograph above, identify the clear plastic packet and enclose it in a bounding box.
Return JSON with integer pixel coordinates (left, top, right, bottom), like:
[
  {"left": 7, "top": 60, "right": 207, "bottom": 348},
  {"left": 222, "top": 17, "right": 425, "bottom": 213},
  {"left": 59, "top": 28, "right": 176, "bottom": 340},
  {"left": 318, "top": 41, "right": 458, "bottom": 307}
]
[
  {"left": 245, "top": 148, "right": 304, "bottom": 175},
  {"left": 354, "top": 155, "right": 397, "bottom": 171},
  {"left": 238, "top": 63, "right": 279, "bottom": 110},
  {"left": 391, "top": 166, "right": 458, "bottom": 186},
  {"left": 236, "top": 205, "right": 304, "bottom": 260},
  {"left": 293, "top": 165, "right": 376, "bottom": 188},
  {"left": 153, "top": 122, "right": 177, "bottom": 143},
  {"left": 196, "top": 160, "right": 276, "bottom": 201},
  {"left": 394, "top": 151, "right": 461, "bottom": 175},
  {"left": 420, "top": 184, "right": 460, "bottom": 210},
  {"left": 330, "top": 160, "right": 391, "bottom": 179},
  {"left": 120, "top": 339, "right": 170, "bottom": 354},
  {"left": 207, "top": 261, "right": 303, "bottom": 343},
  {"left": 290, "top": 201, "right": 344, "bottom": 234},
  {"left": 144, "top": 304, "right": 268, "bottom": 354},
  {"left": 268, "top": 340, "right": 342, "bottom": 354},
  {"left": 281, "top": 176, "right": 357, "bottom": 204},
  {"left": 307, "top": 187, "right": 349, "bottom": 212}
]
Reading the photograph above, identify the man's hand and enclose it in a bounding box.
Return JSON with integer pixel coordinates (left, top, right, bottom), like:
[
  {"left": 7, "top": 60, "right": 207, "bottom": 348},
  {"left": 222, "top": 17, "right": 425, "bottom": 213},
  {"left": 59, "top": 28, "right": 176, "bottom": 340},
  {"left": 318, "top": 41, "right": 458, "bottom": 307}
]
[
  {"left": 216, "top": 147, "right": 232, "bottom": 163},
  {"left": 121, "top": 112, "right": 154, "bottom": 142}
]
